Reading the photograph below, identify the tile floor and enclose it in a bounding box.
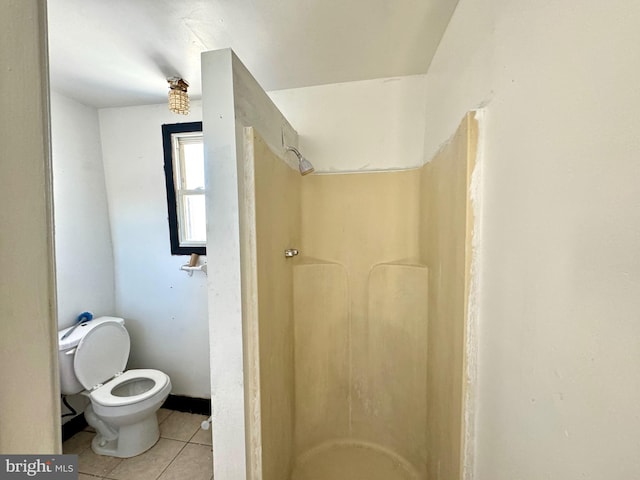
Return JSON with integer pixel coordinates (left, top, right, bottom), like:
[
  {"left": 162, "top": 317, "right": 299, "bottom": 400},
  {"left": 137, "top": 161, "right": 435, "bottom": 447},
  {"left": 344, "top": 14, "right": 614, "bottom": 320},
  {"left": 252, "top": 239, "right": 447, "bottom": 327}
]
[{"left": 63, "top": 409, "right": 213, "bottom": 480}]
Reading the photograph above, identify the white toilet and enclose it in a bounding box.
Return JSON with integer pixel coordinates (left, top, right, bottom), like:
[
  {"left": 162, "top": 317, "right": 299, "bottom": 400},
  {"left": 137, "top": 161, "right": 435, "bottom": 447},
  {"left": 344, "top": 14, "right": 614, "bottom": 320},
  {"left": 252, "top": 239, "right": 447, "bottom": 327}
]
[{"left": 58, "top": 316, "right": 171, "bottom": 458}]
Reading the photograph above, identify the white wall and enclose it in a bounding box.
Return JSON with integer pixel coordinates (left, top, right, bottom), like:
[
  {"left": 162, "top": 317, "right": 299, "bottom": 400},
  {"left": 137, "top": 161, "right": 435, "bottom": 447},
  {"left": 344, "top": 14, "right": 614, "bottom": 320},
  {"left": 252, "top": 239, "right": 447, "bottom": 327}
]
[
  {"left": 269, "top": 75, "right": 427, "bottom": 172},
  {"left": 422, "top": 1, "right": 640, "bottom": 478},
  {"left": 51, "top": 92, "right": 115, "bottom": 328},
  {"left": 201, "top": 49, "right": 300, "bottom": 480},
  {"left": 90, "top": 68, "right": 426, "bottom": 411},
  {"left": 201, "top": 50, "right": 249, "bottom": 480},
  {"left": 99, "top": 101, "right": 210, "bottom": 398}
]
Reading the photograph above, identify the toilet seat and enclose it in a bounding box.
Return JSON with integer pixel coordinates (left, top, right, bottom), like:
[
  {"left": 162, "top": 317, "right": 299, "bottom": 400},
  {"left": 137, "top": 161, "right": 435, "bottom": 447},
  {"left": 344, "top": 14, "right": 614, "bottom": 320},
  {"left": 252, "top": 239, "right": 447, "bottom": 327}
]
[
  {"left": 74, "top": 319, "right": 170, "bottom": 408},
  {"left": 91, "top": 369, "right": 170, "bottom": 407}
]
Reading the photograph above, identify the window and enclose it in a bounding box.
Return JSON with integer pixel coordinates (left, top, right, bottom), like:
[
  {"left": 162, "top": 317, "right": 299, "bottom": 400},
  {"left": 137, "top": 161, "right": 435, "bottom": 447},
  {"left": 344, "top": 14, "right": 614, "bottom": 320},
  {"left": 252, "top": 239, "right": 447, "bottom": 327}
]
[{"left": 162, "top": 122, "right": 206, "bottom": 255}]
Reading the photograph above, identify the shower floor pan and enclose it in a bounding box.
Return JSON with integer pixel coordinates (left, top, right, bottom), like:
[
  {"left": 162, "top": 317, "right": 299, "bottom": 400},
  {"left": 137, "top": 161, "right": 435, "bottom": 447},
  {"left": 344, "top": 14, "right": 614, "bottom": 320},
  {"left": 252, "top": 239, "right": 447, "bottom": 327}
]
[{"left": 291, "top": 441, "right": 420, "bottom": 480}]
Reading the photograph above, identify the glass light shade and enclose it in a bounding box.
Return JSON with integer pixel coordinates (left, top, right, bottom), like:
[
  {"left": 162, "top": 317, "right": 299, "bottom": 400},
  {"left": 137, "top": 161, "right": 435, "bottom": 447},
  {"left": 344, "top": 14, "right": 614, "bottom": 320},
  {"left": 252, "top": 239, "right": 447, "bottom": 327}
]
[{"left": 168, "top": 88, "right": 189, "bottom": 115}]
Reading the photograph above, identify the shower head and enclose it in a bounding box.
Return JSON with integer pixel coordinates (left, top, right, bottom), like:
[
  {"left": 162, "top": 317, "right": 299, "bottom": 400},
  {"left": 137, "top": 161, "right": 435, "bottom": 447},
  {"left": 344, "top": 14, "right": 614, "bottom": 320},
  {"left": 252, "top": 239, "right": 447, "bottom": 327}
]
[{"left": 286, "top": 146, "right": 315, "bottom": 176}]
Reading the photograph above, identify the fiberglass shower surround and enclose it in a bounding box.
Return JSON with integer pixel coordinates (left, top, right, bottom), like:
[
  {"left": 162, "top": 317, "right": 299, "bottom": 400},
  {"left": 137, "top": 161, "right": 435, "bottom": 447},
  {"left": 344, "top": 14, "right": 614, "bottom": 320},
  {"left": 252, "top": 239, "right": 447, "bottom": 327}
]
[
  {"left": 247, "top": 129, "right": 430, "bottom": 480},
  {"left": 202, "top": 49, "right": 475, "bottom": 480}
]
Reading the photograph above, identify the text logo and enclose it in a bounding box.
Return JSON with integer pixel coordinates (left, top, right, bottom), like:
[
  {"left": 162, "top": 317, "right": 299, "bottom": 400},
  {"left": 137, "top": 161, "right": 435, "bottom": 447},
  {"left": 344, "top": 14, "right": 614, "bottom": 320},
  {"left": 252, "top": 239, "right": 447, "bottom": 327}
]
[{"left": 0, "top": 456, "right": 77, "bottom": 479}]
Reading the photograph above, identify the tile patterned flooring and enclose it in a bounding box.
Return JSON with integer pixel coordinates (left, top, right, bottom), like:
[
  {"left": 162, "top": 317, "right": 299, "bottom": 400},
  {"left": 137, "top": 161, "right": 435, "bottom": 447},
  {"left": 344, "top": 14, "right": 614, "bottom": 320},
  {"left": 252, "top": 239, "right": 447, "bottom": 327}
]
[{"left": 63, "top": 409, "right": 213, "bottom": 480}]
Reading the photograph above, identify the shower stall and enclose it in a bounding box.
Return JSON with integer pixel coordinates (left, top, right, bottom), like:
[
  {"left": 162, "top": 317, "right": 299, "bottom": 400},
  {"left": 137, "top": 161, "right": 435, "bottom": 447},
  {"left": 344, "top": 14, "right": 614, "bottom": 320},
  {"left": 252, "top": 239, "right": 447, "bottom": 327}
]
[{"left": 203, "top": 49, "right": 478, "bottom": 480}]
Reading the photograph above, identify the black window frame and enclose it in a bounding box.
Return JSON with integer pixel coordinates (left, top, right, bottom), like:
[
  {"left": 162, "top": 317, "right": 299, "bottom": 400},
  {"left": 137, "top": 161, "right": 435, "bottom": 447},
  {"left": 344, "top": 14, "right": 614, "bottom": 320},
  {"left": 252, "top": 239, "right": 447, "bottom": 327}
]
[{"left": 161, "top": 121, "right": 206, "bottom": 256}]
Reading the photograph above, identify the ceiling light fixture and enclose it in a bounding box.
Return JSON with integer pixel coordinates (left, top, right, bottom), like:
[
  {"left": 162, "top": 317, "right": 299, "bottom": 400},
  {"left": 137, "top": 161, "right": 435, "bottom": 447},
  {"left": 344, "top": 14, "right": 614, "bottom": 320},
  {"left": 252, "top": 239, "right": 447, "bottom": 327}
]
[{"left": 167, "top": 77, "right": 190, "bottom": 115}]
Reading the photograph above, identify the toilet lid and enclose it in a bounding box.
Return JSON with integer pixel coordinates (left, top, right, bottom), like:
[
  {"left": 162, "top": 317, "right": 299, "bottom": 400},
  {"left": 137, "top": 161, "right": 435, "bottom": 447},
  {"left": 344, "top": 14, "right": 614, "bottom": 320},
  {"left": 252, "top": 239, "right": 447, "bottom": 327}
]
[{"left": 74, "top": 320, "right": 130, "bottom": 390}]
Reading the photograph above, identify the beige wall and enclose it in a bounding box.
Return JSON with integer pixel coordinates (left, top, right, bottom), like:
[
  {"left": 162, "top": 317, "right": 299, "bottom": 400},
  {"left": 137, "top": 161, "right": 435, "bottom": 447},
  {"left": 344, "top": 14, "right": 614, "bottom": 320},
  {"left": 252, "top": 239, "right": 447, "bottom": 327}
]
[
  {"left": 420, "top": 113, "right": 477, "bottom": 480},
  {"left": 0, "top": 0, "right": 60, "bottom": 453},
  {"left": 246, "top": 129, "right": 300, "bottom": 480},
  {"left": 296, "top": 171, "right": 428, "bottom": 476}
]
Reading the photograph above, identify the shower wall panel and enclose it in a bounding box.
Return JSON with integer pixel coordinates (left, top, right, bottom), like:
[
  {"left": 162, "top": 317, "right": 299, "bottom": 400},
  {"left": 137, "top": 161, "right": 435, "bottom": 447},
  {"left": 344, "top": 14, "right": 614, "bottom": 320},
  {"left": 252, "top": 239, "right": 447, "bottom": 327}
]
[
  {"left": 365, "top": 263, "right": 428, "bottom": 471},
  {"left": 420, "top": 113, "right": 478, "bottom": 480},
  {"left": 246, "top": 129, "right": 300, "bottom": 480},
  {"left": 296, "top": 170, "right": 426, "bottom": 475},
  {"left": 293, "top": 261, "right": 350, "bottom": 454}
]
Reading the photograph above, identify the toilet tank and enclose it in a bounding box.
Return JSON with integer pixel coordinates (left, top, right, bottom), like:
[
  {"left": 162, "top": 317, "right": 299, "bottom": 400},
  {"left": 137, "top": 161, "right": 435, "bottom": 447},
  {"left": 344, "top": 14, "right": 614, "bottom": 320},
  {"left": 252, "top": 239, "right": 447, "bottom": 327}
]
[{"left": 58, "top": 316, "right": 125, "bottom": 395}]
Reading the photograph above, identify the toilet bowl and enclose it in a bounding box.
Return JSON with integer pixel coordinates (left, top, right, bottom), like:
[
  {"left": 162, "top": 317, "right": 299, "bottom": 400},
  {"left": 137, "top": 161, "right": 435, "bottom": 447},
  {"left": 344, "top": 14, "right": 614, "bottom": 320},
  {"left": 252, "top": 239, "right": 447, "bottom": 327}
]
[{"left": 58, "top": 317, "right": 171, "bottom": 458}]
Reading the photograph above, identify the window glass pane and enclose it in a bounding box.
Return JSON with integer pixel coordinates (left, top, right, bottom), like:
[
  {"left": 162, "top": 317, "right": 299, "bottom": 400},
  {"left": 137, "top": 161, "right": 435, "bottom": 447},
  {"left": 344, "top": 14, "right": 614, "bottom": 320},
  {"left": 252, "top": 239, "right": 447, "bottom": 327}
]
[
  {"left": 182, "top": 141, "right": 204, "bottom": 190},
  {"left": 162, "top": 122, "right": 206, "bottom": 255},
  {"left": 180, "top": 194, "right": 206, "bottom": 244}
]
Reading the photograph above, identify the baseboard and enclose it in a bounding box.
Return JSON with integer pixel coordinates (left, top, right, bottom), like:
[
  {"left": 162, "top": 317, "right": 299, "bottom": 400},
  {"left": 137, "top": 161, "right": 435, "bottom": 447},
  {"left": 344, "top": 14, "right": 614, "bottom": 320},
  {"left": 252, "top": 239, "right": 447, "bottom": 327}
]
[
  {"left": 162, "top": 394, "right": 211, "bottom": 416},
  {"left": 62, "top": 395, "right": 210, "bottom": 441},
  {"left": 61, "top": 414, "right": 88, "bottom": 442}
]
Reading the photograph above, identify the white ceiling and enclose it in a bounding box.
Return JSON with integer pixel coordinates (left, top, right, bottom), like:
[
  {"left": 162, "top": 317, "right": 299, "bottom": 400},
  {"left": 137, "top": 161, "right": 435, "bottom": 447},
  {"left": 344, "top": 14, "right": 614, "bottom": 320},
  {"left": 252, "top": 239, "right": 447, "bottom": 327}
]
[{"left": 47, "top": 0, "right": 459, "bottom": 108}]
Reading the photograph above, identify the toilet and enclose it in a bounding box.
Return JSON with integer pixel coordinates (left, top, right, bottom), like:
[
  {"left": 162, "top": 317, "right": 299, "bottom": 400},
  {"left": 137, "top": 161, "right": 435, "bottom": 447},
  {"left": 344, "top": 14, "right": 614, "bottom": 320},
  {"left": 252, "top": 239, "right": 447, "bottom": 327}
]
[{"left": 58, "top": 316, "right": 171, "bottom": 458}]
